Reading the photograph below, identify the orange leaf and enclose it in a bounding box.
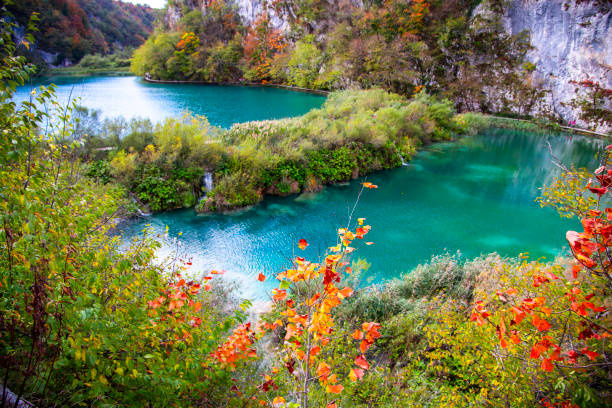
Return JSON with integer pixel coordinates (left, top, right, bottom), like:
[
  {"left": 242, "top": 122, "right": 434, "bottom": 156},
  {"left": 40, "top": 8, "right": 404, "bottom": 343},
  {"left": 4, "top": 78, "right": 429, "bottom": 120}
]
[
  {"left": 273, "top": 289, "right": 287, "bottom": 301},
  {"left": 326, "top": 384, "right": 344, "bottom": 394},
  {"left": 532, "top": 315, "right": 551, "bottom": 332},
  {"left": 339, "top": 287, "right": 353, "bottom": 298},
  {"left": 316, "top": 362, "right": 331, "bottom": 379},
  {"left": 572, "top": 264, "right": 581, "bottom": 279},
  {"left": 258, "top": 273, "right": 266, "bottom": 282},
  {"left": 500, "top": 337, "right": 509, "bottom": 349},
  {"left": 298, "top": 239, "right": 308, "bottom": 250},
  {"left": 362, "top": 182, "right": 378, "bottom": 189},
  {"left": 352, "top": 329, "right": 364, "bottom": 340}
]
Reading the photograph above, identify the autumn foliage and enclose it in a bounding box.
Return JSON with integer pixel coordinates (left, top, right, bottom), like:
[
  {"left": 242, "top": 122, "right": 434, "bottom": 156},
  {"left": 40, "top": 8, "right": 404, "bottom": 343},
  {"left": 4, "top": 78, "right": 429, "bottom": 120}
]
[
  {"left": 243, "top": 11, "right": 287, "bottom": 82},
  {"left": 470, "top": 146, "right": 611, "bottom": 405},
  {"left": 209, "top": 187, "right": 382, "bottom": 407}
]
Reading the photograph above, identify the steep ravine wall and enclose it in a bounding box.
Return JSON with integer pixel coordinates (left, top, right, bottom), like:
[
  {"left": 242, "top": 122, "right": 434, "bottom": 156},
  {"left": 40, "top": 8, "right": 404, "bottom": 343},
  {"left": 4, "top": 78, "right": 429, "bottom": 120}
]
[
  {"left": 164, "top": 0, "right": 287, "bottom": 31},
  {"left": 501, "top": 0, "right": 611, "bottom": 129}
]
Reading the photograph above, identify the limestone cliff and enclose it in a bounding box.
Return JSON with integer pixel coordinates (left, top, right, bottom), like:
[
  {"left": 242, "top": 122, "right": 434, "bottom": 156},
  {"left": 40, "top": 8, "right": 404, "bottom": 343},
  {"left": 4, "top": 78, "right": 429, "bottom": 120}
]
[
  {"left": 161, "top": 0, "right": 611, "bottom": 128},
  {"left": 501, "top": 0, "right": 611, "bottom": 128},
  {"left": 164, "top": 0, "right": 286, "bottom": 31}
]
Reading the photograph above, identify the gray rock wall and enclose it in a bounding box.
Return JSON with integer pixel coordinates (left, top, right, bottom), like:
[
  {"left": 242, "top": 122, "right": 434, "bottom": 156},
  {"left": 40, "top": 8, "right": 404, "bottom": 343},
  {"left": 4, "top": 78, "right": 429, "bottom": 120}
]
[
  {"left": 165, "top": 0, "right": 287, "bottom": 31},
  {"left": 502, "top": 0, "right": 611, "bottom": 129}
]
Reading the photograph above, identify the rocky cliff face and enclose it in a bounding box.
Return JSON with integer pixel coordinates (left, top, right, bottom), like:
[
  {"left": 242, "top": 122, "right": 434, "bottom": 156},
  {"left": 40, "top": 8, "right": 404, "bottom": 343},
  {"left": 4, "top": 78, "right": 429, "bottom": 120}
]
[
  {"left": 164, "top": 0, "right": 287, "bottom": 31},
  {"left": 501, "top": 0, "right": 611, "bottom": 128}
]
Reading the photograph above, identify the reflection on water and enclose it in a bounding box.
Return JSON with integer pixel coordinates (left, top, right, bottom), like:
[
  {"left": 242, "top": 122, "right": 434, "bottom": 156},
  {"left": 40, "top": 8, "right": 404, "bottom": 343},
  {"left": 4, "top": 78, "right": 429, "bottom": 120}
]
[
  {"left": 119, "top": 129, "right": 604, "bottom": 300},
  {"left": 15, "top": 76, "right": 326, "bottom": 128}
]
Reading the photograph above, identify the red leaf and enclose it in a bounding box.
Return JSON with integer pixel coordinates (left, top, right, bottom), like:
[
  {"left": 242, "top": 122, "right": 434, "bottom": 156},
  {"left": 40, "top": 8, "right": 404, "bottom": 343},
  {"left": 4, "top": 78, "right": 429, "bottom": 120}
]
[
  {"left": 354, "top": 354, "right": 370, "bottom": 370},
  {"left": 298, "top": 239, "right": 308, "bottom": 250},
  {"left": 257, "top": 273, "right": 266, "bottom": 282},
  {"left": 532, "top": 315, "right": 551, "bottom": 332},
  {"left": 349, "top": 368, "right": 364, "bottom": 381},
  {"left": 588, "top": 187, "right": 608, "bottom": 196}
]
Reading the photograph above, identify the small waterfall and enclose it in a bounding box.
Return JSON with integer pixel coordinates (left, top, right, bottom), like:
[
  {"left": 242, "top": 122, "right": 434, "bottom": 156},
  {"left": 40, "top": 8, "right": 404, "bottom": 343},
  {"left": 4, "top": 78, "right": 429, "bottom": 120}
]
[
  {"left": 400, "top": 154, "right": 408, "bottom": 166},
  {"left": 200, "top": 171, "right": 214, "bottom": 200},
  {"left": 131, "top": 197, "right": 151, "bottom": 217}
]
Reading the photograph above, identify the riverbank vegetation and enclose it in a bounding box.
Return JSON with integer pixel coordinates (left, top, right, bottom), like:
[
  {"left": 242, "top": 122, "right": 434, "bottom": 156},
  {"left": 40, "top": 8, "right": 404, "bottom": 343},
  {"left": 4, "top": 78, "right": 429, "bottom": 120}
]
[
  {"left": 79, "top": 88, "right": 462, "bottom": 212},
  {"left": 49, "top": 50, "right": 134, "bottom": 76}
]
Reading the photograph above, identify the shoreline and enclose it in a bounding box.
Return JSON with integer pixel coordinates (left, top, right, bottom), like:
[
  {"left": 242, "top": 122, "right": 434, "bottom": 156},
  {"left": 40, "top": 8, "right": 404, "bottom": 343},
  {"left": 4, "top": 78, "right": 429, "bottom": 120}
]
[
  {"left": 142, "top": 76, "right": 331, "bottom": 95},
  {"left": 483, "top": 115, "right": 611, "bottom": 139},
  {"left": 142, "top": 76, "right": 609, "bottom": 138}
]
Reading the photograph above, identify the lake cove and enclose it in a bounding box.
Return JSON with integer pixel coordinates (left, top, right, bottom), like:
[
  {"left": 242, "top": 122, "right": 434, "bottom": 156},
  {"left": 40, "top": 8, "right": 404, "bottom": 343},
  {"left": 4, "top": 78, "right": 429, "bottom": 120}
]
[
  {"left": 15, "top": 75, "right": 326, "bottom": 127},
  {"left": 119, "top": 128, "right": 603, "bottom": 300}
]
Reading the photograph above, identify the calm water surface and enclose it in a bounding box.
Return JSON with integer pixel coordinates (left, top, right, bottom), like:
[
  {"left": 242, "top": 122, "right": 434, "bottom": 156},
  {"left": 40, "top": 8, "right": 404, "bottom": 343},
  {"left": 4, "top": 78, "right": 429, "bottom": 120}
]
[
  {"left": 15, "top": 76, "right": 325, "bottom": 127},
  {"left": 119, "top": 129, "right": 604, "bottom": 300}
]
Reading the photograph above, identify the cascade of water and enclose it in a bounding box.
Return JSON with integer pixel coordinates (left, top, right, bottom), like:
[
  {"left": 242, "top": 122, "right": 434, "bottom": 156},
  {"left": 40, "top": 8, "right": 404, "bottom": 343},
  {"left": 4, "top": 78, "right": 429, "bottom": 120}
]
[
  {"left": 131, "top": 197, "right": 151, "bottom": 217},
  {"left": 400, "top": 155, "right": 408, "bottom": 166},
  {"left": 200, "top": 172, "right": 214, "bottom": 200}
]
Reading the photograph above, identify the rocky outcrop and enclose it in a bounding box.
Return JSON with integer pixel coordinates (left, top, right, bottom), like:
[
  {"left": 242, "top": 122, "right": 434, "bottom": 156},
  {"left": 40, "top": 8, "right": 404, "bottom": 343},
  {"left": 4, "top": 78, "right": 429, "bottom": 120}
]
[
  {"left": 164, "top": 0, "right": 206, "bottom": 30},
  {"left": 501, "top": 0, "right": 611, "bottom": 129},
  {"left": 233, "top": 0, "right": 287, "bottom": 29},
  {"left": 164, "top": 0, "right": 287, "bottom": 31}
]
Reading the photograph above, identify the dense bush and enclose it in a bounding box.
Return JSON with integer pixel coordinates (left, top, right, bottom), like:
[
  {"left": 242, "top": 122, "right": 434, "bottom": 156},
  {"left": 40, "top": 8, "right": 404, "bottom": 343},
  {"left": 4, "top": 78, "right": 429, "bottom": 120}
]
[
  {"left": 76, "top": 88, "right": 461, "bottom": 213},
  {"left": 0, "top": 23, "right": 255, "bottom": 407}
]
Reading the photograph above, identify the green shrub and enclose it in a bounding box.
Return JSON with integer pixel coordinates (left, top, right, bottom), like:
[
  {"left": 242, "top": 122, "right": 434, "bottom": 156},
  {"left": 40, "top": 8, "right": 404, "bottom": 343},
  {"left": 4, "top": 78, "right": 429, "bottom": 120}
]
[
  {"left": 89, "top": 89, "right": 462, "bottom": 212},
  {"left": 287, "top": 36, "right": 324, "bottom": 88},
  {"left": 86, "top": 160, "right": 112, "bottom": 184}
]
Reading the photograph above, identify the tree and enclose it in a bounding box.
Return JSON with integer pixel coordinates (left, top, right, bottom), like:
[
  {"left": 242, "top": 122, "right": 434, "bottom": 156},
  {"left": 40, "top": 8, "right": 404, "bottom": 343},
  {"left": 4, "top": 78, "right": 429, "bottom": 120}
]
[
  {"left": 217, "top": 183, "right": 383, "bottom": 407},
  {"left": 469, "top": 146, "right": 611, "bottom": 406},
  {"left": 0, "top": 15, "right": 253, "bottom": 407},
  {"left": 568, "top": 77, "right": 612, "bottom": 131},
  {"left": 243, "top": 11, "right": 286, "bottom": 82}
]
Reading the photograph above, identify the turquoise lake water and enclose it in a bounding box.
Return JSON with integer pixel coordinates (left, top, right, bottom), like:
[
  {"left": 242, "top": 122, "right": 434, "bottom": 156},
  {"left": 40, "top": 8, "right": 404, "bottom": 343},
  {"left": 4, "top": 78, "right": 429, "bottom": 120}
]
[
  {"left": 15, "top": 75, "right": 326, "bottom": 127},
  {"left": 16, "top": 76, "right": 604, "bottom": 300},
  {"left": 119, "top": 129, "right": 604, "bottom": 300}
]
